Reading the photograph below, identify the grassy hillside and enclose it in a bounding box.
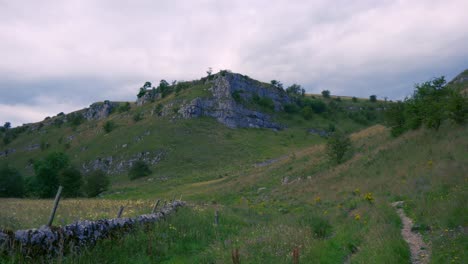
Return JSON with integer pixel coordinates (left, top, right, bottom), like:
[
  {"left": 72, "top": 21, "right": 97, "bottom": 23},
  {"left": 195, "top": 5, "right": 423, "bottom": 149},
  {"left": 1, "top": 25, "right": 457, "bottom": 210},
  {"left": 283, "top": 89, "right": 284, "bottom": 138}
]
[
  {"left": 0, "top": 73, "right": 385, "bottom": 191},
  {"left": 1, "top": 72, "right": 466, "bottom": 263}
]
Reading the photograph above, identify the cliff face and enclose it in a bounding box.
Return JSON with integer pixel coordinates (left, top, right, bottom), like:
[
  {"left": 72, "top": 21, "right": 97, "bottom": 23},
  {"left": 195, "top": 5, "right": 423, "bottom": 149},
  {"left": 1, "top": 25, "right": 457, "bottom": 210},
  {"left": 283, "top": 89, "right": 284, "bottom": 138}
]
[{"left": 178, "top": 72, "right": 291, "bottom": 129}]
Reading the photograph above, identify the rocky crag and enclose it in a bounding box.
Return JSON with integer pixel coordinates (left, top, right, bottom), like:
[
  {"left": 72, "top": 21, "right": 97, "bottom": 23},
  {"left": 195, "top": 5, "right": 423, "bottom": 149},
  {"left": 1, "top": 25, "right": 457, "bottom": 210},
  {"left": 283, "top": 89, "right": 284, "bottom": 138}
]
[{"left": 139, "top": 72, "right": 292, "bottom": 129}]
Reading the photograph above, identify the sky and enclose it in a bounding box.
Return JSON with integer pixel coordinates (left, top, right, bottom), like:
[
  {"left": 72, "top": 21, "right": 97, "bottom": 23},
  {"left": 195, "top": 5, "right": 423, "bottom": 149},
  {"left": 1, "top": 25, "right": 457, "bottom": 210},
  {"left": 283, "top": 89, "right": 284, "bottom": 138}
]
[{"left": 1, "top": 0, "right": 467, "bottom": 126}]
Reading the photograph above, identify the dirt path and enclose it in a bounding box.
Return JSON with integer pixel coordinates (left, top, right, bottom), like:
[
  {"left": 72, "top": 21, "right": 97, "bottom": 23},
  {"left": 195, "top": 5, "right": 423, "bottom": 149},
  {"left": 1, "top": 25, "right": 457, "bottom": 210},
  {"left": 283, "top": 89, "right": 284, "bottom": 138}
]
[{"left": 392, "top": 201, "right": 431, "bottom": 264}]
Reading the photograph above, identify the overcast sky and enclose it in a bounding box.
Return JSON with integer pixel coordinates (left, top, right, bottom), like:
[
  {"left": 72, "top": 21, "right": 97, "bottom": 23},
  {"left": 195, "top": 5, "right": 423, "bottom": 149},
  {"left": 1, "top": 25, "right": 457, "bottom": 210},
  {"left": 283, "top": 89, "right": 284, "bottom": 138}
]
[{"left": 1, "top": 0, "right": 467, "bottom": 126}]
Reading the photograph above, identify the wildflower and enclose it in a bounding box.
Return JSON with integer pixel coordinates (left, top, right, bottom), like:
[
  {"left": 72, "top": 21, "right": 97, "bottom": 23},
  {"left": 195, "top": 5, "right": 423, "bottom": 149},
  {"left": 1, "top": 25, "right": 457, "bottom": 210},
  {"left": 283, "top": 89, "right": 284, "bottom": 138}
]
[
  {"left": 354, "top": 213, "right": 361, "bottom": 221},
  {"left": 353, "top": 188, "right": 360, "bottom": 195},
  {"left": 314, "top": 196, "right": 321, "bottom": 203},
  {"left": 364, "top": 192, "right": 374, "bottom": 203},
  {"left": 427, "top": 160, "right": 433, "bottom": 168}
]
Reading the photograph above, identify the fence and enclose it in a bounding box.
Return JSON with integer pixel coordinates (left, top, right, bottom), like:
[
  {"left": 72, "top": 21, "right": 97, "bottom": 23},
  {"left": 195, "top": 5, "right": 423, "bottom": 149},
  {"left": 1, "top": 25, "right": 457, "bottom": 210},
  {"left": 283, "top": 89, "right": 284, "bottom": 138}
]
[{"left": 0, "top": 187, "right": 185, "bottom": 258}]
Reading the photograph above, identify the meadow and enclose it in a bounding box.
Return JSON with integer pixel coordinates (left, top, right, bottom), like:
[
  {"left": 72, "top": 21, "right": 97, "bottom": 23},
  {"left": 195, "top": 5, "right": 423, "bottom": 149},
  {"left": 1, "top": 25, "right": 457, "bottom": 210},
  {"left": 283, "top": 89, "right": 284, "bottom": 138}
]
[{"left": 2, "top": 122, "right": 466, "bottom": 263}]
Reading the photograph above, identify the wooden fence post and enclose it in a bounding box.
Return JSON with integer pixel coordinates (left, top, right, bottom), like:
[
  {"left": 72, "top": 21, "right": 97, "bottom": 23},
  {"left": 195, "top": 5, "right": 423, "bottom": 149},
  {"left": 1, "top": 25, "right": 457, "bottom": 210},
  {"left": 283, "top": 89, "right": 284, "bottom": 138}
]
[
  {"left": 231, "top": 248, "right": 240, "bottom": 264},
  {"left": 214, "top": 210, "right": 219, "bottom": 226},
  {"left": 151, "top": 199, "right": 160, "bottom": 214},
  {"left": 293, "top": 247, "right": 299, "bottom": 264},
  {"left": 47, "top": 186, "right": 63, "bottom": 227},
  {"left": 117, "top": 206, "right": 125, "bottom": 218}
]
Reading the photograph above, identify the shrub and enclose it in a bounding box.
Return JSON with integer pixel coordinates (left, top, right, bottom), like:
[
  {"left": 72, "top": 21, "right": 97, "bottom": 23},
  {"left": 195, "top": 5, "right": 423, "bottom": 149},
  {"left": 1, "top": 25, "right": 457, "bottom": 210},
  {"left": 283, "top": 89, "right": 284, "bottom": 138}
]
[
  {"left": 232, "top": 90, "right": 243, "bottom": 103},
  {"left": 68, "top": 113, "right": 85, "bottom": 128},
  {"left": 252, "top": 94, "right": 275, "bottom": 111},
  {"left": 133, "top": 112, "right": 143, "bottom": 122},
  {"left": 84, "top": 170, "right": 110, "bottom": 197},
  {"left": 103, "top": 121, "right": 115, "bottom": 133},
  {"left": 301, "top": 106, "right": 314, "bottom": 120},
  {"left": 321, "top": 90, "right": 330, "bottom": 98},
  {"left": 369, "top": 95, "right": 377, "bottom": 102},
  {"left": 154, "top": 104, "right": 164, "bottom": 116},
  {"left": 352, "top": 97, "right": 358, "bottom": 102},
  {"left": 284, "top": 103, "right": 299, "bottom": 113},
  {"left": 326, "top": 131, "right": 352, "bottom": 164},
  {"left": 0, "top": 164, "right": 24, "bottom": 197},
  {"left": 118, "top": 102, "right": 131, "bottom": 113},
  {"left": 129, "top": 160, "right": 152, "bottom": 180}
]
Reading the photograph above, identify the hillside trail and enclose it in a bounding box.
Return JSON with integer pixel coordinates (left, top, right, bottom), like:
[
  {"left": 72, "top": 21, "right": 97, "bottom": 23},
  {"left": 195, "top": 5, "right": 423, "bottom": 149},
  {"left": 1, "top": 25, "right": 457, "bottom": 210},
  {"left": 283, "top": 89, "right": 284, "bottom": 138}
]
[{"left": 392, "top": 201, "right": 431, "bottom": 264}]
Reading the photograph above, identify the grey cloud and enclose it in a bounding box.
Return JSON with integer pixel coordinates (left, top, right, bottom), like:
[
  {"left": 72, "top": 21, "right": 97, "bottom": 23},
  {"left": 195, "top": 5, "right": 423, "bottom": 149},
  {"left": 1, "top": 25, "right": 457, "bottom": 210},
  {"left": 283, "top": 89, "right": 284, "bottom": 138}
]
[{"left": 0, "top": 0, "right": 467, "bottom": 126}]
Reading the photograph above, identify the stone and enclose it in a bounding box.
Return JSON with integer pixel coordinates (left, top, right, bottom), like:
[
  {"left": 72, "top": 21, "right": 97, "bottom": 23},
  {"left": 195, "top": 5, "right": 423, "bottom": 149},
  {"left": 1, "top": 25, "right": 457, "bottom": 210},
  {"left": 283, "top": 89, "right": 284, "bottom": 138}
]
[{"left": 177, "top": 72, "right": 291, "bottom": 129}]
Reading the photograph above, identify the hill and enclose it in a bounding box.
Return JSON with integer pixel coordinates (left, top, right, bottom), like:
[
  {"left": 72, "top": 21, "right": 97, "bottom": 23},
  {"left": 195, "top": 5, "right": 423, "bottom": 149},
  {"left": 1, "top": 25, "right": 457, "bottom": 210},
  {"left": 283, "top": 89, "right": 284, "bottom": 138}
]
[
  {"left": 0, "top": 71, "right": 385, "bottom": 187},
  {"left": 0, "top": 70, "right": 466, "bottom": 263}
]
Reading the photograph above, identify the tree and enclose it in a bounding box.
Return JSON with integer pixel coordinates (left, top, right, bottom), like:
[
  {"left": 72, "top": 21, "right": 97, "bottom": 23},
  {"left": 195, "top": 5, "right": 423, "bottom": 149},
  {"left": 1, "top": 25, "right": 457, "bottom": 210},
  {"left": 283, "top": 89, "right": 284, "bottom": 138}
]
[
  {"left": 286, "top": 84, "right": 305, "bottom": 97},
  {"left": 385, "top": 101, "right": 407, "bottom": 137},
  {"left": 34, "top": 152, "right": 70, "bottom": 198},
  {"left": 352, "top": 97, "right": 358, "bottom": 102},
  {"left": 60, "top": 167, "right": 82, "bottom": 197},
  {"left": 369, "top": 95, "right": 377, "bottom": 102},
  {"left": 206, "top": 67, "right": 213, "bottom": 77},
  {"left": 0, "top": 164, "right": 24, "bottom": 197},
  {"left": 326, "top": 131, "right": 352, "bottom": 164},
  {"left": 270, "top": 80, "right": 283, "bottom": 89},
  {"left": 321, "top": 90, "right": 330, "bottom": 98},
  {"left": 3, "top": 122, "right": 11, "bottom": 129},
  {"left": 84, "top": 170, "right": 110, "bottom": 197},
  {"left": 144, "top": 81, "right": 152, "bottom": 88},
  {"left": 158, "top": 79, "right": 172, "bottom": 98},
  {"left": 128, "top": 160, "right": 152, "bottom": 180}
]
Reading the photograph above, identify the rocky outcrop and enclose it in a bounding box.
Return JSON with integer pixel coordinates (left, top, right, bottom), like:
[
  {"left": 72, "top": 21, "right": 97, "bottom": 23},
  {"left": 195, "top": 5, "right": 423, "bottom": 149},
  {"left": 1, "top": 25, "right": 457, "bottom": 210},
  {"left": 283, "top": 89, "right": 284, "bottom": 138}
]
[
  {"left": 136, "top": 89, "right": 160, "bottom": 106},
  {"left": 0, "top": 201, "right": 185, "bottom": 258},
  {"left": 81, "top": 150, "right": 165, "bottom": 174},
  {"left": 178, "top": 72, "right": 291, "bottom": 129},
  {"left": 449, "top": 69, "right": 468, "bottom": 84},
  {"left": 82, "top": 101, "right": 119, "bottom": 120}
]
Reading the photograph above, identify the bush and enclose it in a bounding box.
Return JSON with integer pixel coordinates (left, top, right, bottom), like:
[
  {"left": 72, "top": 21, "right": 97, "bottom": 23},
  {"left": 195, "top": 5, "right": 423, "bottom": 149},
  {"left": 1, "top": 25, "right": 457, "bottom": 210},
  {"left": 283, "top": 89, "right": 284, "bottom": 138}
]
[
  {"left": 252, "top": 94, "right": 275, "bottom": 111},
  {"left": 352, "top": 97, "right": 358, "bottom": 102},
  {"left": 133, "top": 112, "right": 143, "bottom": 122},
  {"left": 301, "top": 106, "right": 314, "bottom": 120},
  {"left": 68, "top": 113, "right": 85, "bottom": 128},
  {"left": 154, "top": 104, "right": 164, "bottom": 116},
  {"left": 326, "top": 131, "right": 352, "bottom": 164},
  {"left": 128, "top": 160, "right": 152, "bottom": 180},
  {"left": 284, "top": 103, "right": 299, "bottom": 113},
  {"left": 0, "top": 164, "right": 24, "bottom": 197},
  {"left": 321, "top": 90, "right": 330, "bottom": 98},
  {"left": 232, "top": 90, "right": 243, "bottom": 103},
  {"left": 84, "top": 170, "right": 110, "bottom": 197},
  {"left": 103, "top": 121, "right": 116, "bottom": 133},
  {"left": 369, "top": 95, "right": 377, "bottom": 102},
  {"left": 118, "top": 102, "right": 131, "bottom": 113}
]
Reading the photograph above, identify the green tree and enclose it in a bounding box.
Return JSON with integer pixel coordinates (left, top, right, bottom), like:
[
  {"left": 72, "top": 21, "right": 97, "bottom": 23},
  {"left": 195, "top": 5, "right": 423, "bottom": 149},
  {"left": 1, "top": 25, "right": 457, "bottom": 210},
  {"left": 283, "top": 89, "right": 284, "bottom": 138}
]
[
  {"left": 3, "top": 122, "right": 11, "bottom": 129},
  {"left": 447, "top": 88, "right": 467, "bottom": 124},
  {"left": 286, "top": 84, "right": 305, "bottom": 97},
  {"left": 321, "top": 90, "right": 330, "bottom": 98},
  {"left": 34, "top": 152, "right": 70, "bottom": 198},
  {"left": 128, "top": 160, "right": 152, "bottom": 180},
  {"left": 84, "top": 170, "right": 110, "bottom": 197},
  {"left": 385, "top": 101, "right": 407, "bottom": 137},
  {"left": 60, "top": 167, "right": 82, "bottom": 197},
  {"left": 369, "top": 95, "right": 377, "bottom": 102},
  {"left": 0, "top": 164, "right": 24, "bottom": 197},
  {"left": 326, "top": 131, "right": 352, "bottom": 164}
]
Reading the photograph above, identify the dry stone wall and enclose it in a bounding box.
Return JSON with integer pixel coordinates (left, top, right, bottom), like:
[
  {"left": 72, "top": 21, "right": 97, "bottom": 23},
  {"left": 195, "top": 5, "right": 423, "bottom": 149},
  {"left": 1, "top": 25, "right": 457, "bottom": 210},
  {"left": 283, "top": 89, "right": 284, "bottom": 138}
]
[{"left": 0, "top": 200, "right": 185, "bottom": 258}]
